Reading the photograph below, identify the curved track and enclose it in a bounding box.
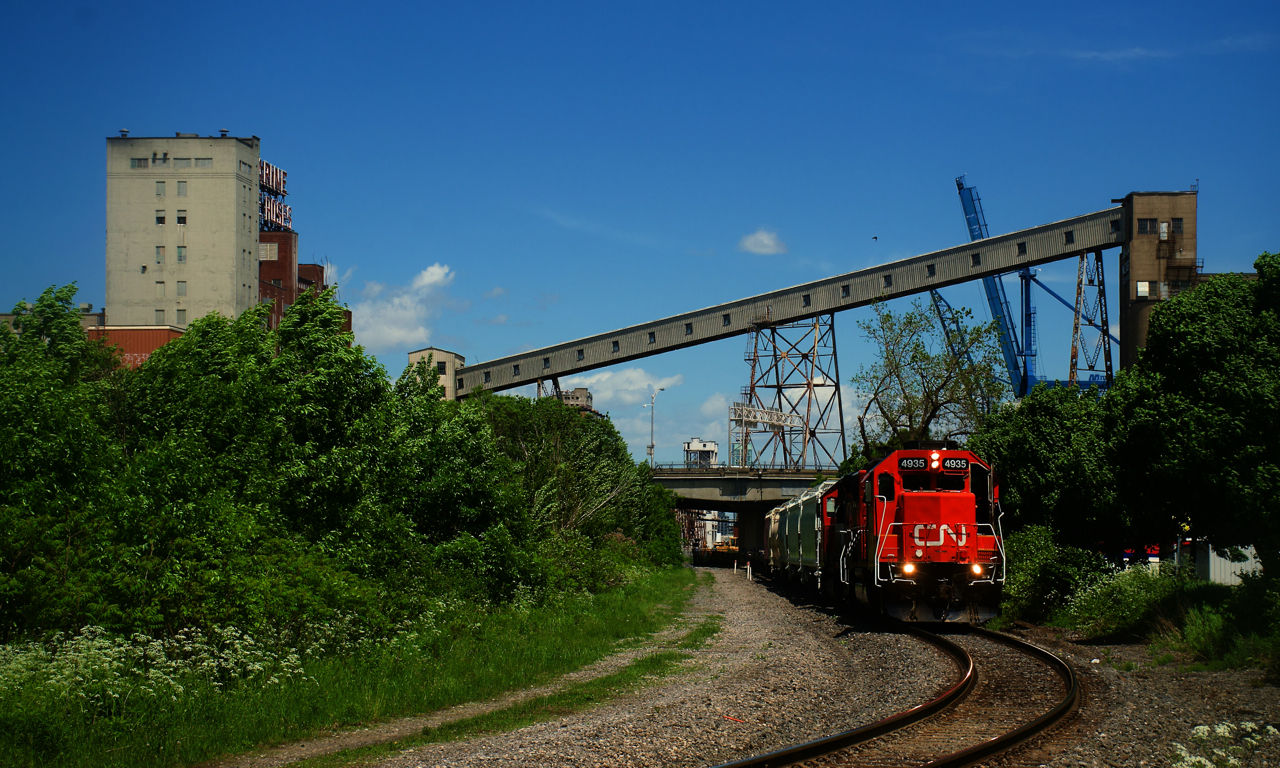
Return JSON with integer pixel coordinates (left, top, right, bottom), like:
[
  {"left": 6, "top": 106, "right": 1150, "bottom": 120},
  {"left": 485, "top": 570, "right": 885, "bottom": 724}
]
[{"left": 710, "top": 623, "right": 1078, "bottom": 768}]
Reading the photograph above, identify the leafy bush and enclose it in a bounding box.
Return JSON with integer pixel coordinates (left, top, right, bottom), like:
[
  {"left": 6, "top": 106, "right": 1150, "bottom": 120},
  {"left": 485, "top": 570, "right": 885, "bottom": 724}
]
[
  {"left": 1000, "top": 526, "right": 1113, "bottom": 624},
  {"left": 1183, "top": 605, "right": 1235, "bottom": 660},
  {"left": 1063, "top": 565, "right": 1189, "bottom": 638}
]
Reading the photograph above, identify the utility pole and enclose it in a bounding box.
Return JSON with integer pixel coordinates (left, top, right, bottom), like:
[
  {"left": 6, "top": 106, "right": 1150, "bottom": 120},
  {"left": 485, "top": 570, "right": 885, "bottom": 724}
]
[{"left": 642, "top": 387, "right": 664, "bottom": 466}]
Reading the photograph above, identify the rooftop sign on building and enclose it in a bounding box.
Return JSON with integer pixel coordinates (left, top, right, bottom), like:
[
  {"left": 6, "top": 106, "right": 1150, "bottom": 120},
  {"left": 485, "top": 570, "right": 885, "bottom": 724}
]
[{"left": 259, "top": 159, "right": 292, "bottom": 231}]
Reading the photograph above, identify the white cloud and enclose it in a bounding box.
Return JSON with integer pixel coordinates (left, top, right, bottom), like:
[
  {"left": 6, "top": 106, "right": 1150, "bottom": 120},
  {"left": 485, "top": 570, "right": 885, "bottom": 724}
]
[
  {"left": 700, "top": 392, "right": 728, "bottom": 418},
  {"left": 351, "top": 262, "right": 457, "bottom": 353},
  {"left": 484, "top": 286, "right": 507, "bottom": 299},
  {"left": 412, "top": 263, "right": 455, "bottom": 291},
  {"left": 738, "top": 229, "right": 788, "bottom": 255},
  {"left": 563, "top": 368, "right": 683, "bottom": 406}
]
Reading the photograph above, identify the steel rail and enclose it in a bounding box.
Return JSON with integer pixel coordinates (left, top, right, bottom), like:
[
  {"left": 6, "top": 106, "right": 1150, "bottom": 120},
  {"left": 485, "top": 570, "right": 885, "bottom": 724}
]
[
  {"left": 708, "top": 623, "right": 1078, "bottom": 768},
  {"left": 920, "top": 626, "right": 1080, "bottom": 768},
  {"left": 707, "top": 623, "right": 976, "bottom": 768}
]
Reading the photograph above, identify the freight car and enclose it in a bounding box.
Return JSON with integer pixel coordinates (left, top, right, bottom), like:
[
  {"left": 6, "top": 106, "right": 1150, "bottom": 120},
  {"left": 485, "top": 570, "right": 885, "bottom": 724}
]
[{"left": 767, "top": 442, "right": 1004, "bottom": 622}]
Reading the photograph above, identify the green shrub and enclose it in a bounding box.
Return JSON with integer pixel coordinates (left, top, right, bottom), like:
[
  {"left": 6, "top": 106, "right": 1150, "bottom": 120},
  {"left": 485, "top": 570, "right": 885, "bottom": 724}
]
[
  {"left": 1183, "top": 605, "right": 1235, "bottom": 660},
  {"left": 1064, "top": 565, "right": 1188, "bottom": 638},
  {"left": 1000, "top": 525, "right": 1113, "bottom": 624}
]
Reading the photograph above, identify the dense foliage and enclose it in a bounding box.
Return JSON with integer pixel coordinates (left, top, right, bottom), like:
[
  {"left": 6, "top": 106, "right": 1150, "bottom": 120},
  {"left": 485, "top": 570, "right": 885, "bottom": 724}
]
[
  {"left": 969, "top": 252, "right": 1280, "bottom": 576},
  {"left": 0, "top": 285, "right": 681, "bottom": 644}
]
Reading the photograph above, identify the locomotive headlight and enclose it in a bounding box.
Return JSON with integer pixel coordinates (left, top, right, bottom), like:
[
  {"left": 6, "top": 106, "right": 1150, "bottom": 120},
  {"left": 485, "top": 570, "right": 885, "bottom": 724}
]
[
  {"left": 903, "top": 563, "right": 916, "bottom": 574},
  {"left": 930, "top": 451, "right": 940, "bottom": 470},
  {"left": 971, "top": 564, "right": 983, "bottom": 575}
]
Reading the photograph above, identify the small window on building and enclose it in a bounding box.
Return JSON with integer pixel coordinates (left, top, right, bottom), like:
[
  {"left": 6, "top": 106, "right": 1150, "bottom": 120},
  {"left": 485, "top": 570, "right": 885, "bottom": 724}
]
[
  {"left": 176, "top": 210, "right": 186, "bottom": 225},
  {"left": 1110, "top": 218, "right": 1122, "bottom": 233},
  {"left": 841, "top": 284, "right": 850, "bottom": 298},
  {"left": 612, "top": 340, "right": 620, "bottom": 352},
  {"left": 648, "top": 331, "right": 656, "bottom": 343},
  {"left": 177, "top": 180, "right": 187, "bottom": 197},
  {"left": 542, "top": 357, "right": 550, "bottom": 369},
  {"left": 483, "top": 371, "right": 491, "bottom": 384},
  {"left": 437, "top": 361, "right": 447, "bottom": 374},
  {"left": 971, "top": 253, "right": 982, "bottom": 267},
  {"left": 512, "top": 364, "right": 520, "bottom": 377},
  {"left": 176, "top": 309, "right": 186, "bottom": 325},
  {"left": 176, "top": 281, "right": 186, "bottom": 296},
  {"left": 927, "top": 264, "right": 936, "bottom": 278},
  {"left": 155, "top": 309, "right": 165, "bottom": 324},
  {"left": 802, "top": 293, "right": 811, "bottom": 306},
  {"left": 1017, "top": 241, "right": 1027, "bottom": 256},
  {"left": 176, "top": 246, "right": 186, "bottom": 263},
  {"left": 1137, "top": 281, "right": 1150, "bottom": 298},
  {"left": 456, "top": 377, "right": 464, "bottom": 392},
  {"left": 1064, "top": 230, "right": 1075, "bottom": 245},
  {"left": 130, "top": 158, "right": 149, "bottom": 168},
  {"left": 155, "top": 282, "right": 165, "bottom": 298},
  {"left": 155, "top": 246, "right": 165, "bottom": 264},
  {"left": 684, "top": 323, "right": 693, "bottom": 335},
  {"left": 156, "top": 181, "right": 165, "bottom": 196},
  {"left": 175, "top": 158, "right": 192, "bottom": 168},
  {"left": 723, "top": 313, "right": 731, "bottom": 326},
  {"left": 140, "top": 265, "right": 147, "bottom": 274},
  {"left": 1172, "top": 218, "right": 1184, "bottom": 234},
  {"left": 577, "top": 349, "right": 584, "bottom": 361},
  {"left": 155, "top": 211, "right": 165, "bottom": 225},
  {"left": 259, "top": 243, "right": 279, "bottom": 261},
  {"left": 195, "top": 158, "right": 212, "bottom": 168},
  {"left": 1138, "top": 218, "right": 1157, "bottom": 234},
  {"left": 882, "top": 275, "right": 892, "bottom": 288}
]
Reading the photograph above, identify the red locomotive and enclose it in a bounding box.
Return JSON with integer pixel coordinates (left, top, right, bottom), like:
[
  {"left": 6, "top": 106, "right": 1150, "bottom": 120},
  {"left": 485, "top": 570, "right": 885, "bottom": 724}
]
[{"left": 767, "top": 441, "right": 1004, "bottom": 622}]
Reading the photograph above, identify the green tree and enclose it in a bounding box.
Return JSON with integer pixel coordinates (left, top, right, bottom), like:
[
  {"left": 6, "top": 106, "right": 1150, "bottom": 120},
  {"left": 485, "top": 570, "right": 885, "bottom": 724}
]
[
  {"left": 1107, "top": 255, "right": 1280, "bottom": 575},
  {"left": 851, "top": 298, "right": 1006, "bottom": 456}
]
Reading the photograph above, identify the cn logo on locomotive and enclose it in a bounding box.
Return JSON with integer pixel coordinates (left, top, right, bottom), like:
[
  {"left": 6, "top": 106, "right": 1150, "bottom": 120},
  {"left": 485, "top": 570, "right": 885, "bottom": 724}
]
[{"left": 912, "top": 524, "right": 969, "bottom": 547}]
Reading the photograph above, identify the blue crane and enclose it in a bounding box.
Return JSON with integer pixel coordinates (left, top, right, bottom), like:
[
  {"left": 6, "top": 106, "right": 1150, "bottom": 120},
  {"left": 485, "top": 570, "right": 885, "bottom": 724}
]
[{"left": 937, "top": 176, "right": 1119, "bottom": 398}]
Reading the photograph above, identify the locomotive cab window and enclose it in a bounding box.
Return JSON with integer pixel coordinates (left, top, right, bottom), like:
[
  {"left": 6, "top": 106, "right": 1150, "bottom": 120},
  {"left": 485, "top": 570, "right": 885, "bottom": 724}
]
[
  {"left": 937, "top": 473, "right": 966, "bottom": 491},
  {"left": 902, "top": 473, "right": 931, "bottom": 491},
  {"left": 971, "top": 463, "right": 992, "bottom": 524},
  {"left": 877, "top": 473, "right": 895, "bottom": 501}
]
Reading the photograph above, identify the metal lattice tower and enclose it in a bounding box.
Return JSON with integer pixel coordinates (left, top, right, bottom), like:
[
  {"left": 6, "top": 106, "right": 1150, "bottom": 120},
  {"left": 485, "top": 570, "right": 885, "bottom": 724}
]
[
  {"left": 1068, "top": 250, "right": 1114, "bottom": 388},
  {"left": 729, "top": 313, "right": 846, "bottom": 470}
]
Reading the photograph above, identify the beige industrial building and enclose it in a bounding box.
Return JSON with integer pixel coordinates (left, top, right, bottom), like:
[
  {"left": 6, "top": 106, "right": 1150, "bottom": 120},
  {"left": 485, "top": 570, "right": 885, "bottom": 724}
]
[
  {"left": 105, "top": 131, "right": 262, "bottom": 327},
  {"left": 1117, "top": 191, "right": 1201, "bottom": 368},
  {"left": 407, "top": 347, "right": 466, "bottom": 400}
]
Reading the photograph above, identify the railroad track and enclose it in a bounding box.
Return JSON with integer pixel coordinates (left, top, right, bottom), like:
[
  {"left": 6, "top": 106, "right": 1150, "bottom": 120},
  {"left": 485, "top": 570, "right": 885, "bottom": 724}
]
[{"left": 711, "top": 622, "right": 1079, "bottom": 768}]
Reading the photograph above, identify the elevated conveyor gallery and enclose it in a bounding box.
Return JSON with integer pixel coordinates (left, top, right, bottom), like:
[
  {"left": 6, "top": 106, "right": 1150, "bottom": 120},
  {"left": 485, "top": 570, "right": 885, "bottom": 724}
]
[{"left": 454, "top": 206, "right": 1126, "bottom": 396}]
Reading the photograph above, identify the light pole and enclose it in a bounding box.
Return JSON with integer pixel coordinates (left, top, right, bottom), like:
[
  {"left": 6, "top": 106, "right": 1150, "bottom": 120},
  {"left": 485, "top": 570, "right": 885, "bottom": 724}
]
[{"left": 642, "top": 387, "right": 664, "bottom": 466}]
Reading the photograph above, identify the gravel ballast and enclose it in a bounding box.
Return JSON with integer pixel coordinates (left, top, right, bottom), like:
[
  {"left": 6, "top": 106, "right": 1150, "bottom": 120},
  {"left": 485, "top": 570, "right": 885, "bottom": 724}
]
[{"left": 376, "top": 567, "right": 955, "bottom": 767}]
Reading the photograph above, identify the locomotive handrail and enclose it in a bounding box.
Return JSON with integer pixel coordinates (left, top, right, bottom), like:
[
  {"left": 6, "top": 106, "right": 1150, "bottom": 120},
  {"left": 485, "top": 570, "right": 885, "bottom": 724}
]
[{"left": 708, "top": 622, "right": 977, "bottom": 768}]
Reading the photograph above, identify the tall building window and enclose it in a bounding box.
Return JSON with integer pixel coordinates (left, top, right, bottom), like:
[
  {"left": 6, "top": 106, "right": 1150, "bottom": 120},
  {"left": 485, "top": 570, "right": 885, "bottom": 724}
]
[
  {"left": 130, "top": 158, "right": 148, "bottom": 168},
  {"left": 177, "top": 281, "right": 187, "bottom": 296},
  {"left": 176, "top": 309, "right": 186, "bottom": 325},
  {"left": 177, "top": 181, "right": 187, "bottom": 197},
  {"left": 155, "top": 181, "right": 165, "bottom": 196},
  {"left": 176, "top": 246, "right": 186, "bottom": 263},
  {"left": 1172, "top": 218, "right": 1184, "bottom": 234},
  {"left": 155, "top": 210, "right": 165, "bottom": 225},
  {"left": 174, "top": 158, "right": 192, "bottom": 168},
  {"left": 177, "top": 210, "right": 187, "bottom": 225},
  {"left": 155, "top": 309, "right": 165, "bottom": 324},
  {"left": 155, "top": 246, "right": 165, "bottom": 264},
  {"left": 155, "top": 282, "right": 165, "bottom": 298},
  {"left": 436, "top": 361, "right": 447, "bottom": 374},
  {"left": 195, "top": 158, "right": 212, "bottom": 168},
  {"left": 1138, "top": 218, "right": 1158, "bottom": 234}
]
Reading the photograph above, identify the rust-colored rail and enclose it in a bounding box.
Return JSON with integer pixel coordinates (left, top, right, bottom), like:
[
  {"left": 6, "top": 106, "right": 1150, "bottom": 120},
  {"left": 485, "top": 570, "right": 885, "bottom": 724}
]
[{"left": 709, "top": 623, "right": 1078, "bottom": 768}]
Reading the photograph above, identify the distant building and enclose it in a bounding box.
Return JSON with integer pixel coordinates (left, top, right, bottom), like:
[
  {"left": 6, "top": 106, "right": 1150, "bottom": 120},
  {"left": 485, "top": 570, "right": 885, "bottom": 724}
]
[
  {"left": 407, "top": 347, "right": 466, "bottom": 400},
  {"left": 558, "top": 387, "right": 593, "bottom": 410},
  {"left": 683, "top": 438, "right": 718, "bottom": 469}
]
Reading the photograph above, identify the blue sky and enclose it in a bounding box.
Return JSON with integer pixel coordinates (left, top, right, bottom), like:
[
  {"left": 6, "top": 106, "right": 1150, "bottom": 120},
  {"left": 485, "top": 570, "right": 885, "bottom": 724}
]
[{"left": 2, "top": 1, "right": 1277, "bottom": 462}]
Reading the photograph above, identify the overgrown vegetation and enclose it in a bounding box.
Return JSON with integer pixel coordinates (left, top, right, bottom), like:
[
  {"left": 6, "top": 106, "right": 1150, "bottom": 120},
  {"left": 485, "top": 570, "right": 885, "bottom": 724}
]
[
  {"left": 961, "top": 252, "right": 1280, "bottom": 677},
  {"left": 0, "top": 284, "right": 687, "bottom": 766}
]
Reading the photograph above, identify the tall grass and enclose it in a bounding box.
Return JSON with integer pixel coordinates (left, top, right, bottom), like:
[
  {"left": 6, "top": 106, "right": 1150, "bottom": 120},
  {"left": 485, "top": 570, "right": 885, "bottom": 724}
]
[{"left": 0, "top": 567, "right": 696, "bottom": 768}]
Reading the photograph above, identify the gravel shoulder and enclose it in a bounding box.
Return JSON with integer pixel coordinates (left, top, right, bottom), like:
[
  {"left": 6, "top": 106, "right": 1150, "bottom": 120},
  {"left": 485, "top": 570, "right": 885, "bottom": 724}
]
[
  {"left": 372, "top": 567, "right": 954, "bottom": 768},
  {"left": 989, "top": 624, "right": 1280, "bottom": 768}
]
